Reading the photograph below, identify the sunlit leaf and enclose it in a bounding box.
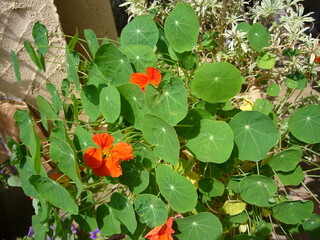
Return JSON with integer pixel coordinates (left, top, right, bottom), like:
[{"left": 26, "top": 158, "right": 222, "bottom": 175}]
[
  {"left": 156, "top": 165, "right": 197, "bottom": 213},
  {"left": 164, "top": 3, "right": 199, "bottom": 53},
  {"left": 229, "top": 111, "right": 279, "bottom": 161},
  {"left": 175, "top": 212, "right": 223, "bottom": 240},
  {"left": 288, "top": 105, "right": 320, "bottom": 144}
]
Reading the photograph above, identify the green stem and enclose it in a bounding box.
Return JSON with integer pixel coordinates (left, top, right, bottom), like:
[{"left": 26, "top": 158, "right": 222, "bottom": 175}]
[{"left": 301, "top": 181, "right": 320, "bottom": 205}]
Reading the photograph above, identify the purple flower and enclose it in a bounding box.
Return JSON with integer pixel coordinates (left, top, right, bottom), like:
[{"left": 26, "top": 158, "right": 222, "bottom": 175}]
[
  {"left": 89, "top": 228, "right": 103, "bottom": 239},
  {"left": 71, "top": 224, "right": 77, "bottom": 235},
  {"left": 27, "top": 226, "right": 34, "bottom": 237}
]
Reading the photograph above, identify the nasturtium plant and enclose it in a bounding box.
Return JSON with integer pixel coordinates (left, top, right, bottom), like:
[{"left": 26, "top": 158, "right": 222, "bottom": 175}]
[
  {"left": 248, "top": 23, "right": 271, "bottom": 52},
  {"left": 186, "top": 119, "right": 234, "bottom": 163},
  {"left": 120, "top": 15, "right": 159, "bottom": 47},
  {"left": 164, "top": 3, "right": 200, "bottom": 53},
  {"left": 175, "top": 212, "right": 223, "bottom": 240},
  {"left": 229, "top": 111, "right": 280, "bottom": 161},
  {"left": 8, "top": 2, "right": 320, "bottom": 239},
  {"left": 190, "top": 62, "right": 243, "bottom": 103},
  {"left": 239, "top": 175, "right": 277, "bottom": 207},
  {"left": 156, "top": 165, "right": 197, "bottom": 213},
  {"left": 288, "top": 105, "right": 320, "bottom": 144},
  {"left": 272, "top": 200, "right": 314, "bottom": 225}
]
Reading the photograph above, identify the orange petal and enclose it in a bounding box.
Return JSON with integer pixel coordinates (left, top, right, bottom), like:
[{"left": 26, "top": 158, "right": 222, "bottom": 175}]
[
  {"left": 112, "top": 142, "right": 134, "bottom": 161},
  {"left": 83, "top": 148, "right": 103, "bottom": 169},
  {"left": 92, "top": 158, "right": 111, "bottom": 177},
  {"left": 93, "top": 157, "right": 123, "bottom": 177},
  {"left": 145, "top": 226, "right": 162, "bottom": 240},
  {"left": 130, "top": 73, "right": 149, "bottom": 89},
  {"left": 146, "top": 67, "right": 162, "bottom": 87},
  {"left": 106, "top": 158, "right": 123, "bottom": 177},
  {"left": 92, "top": 133, "right": 114, "bottom": 150}
]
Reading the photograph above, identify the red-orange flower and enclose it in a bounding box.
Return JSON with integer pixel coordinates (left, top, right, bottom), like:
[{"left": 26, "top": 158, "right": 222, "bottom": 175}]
[
  {"left": 144, "top": 217, "right": 175, "bottom": 240},
  {"left": 83, "top": 133, "right": 134, "bottom": 177},
  {"left": 130, "top": 67, "right": 162, "bottom": 91}
]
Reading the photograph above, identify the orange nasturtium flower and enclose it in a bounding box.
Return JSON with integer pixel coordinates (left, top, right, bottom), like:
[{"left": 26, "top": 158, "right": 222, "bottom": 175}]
[
  {"left": 130, "top": 67, "right": 162, "bottom": 91},
  {"left": 144, "top": 217, "right": 175, "bottom": 240},
  {"left": 83, "top": 133, "right": 134, "bottom": 177}
]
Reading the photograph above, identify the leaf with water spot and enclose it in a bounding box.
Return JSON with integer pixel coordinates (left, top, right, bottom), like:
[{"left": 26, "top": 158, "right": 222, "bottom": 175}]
[
  {"left": 239, "top": 175, "right": 277, "bottom": 207},
  {"left": 164, "top": 3, "right": 199, "bottom": 53},
  {"left": 175, "top": 212, "right": 223, "bottom": 240},
  {"left": 141, "top": 115, "right": 180, "bottom": 164},
  {"left": 156, "top": 164, "right": 197, "bottom": 213},
  {"left": 229, "top": 111, "right": 279, "bottom": 161},
  {"left": 134, "top": 194, "right": 167, "bottom": 228},
  {"left": 190, "top": 62, "right": 243, "bottom": 103},
  {"left": 186, "top": 119, "right": 234, "bottom": 163},
  {"left": 120, "top": 15, "right": 159, "bottom": 47},
  {"left": 288, "top": 105, "right": 320, "bottom": 144}
]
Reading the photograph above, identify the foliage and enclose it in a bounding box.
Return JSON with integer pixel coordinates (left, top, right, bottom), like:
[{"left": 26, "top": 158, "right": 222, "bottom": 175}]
[{"left": 8, "top": 2, "right": 320, "bottom": 240}]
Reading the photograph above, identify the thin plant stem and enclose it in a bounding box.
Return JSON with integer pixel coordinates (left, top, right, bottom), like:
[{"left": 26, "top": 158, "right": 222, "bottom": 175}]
[{"left": 301, "top": 181, "right": 320, "bottom": 205}]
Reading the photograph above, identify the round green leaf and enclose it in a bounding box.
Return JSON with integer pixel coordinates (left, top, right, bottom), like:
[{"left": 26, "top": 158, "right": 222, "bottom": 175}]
[
  {"left": 120, "top": 45, "right": 157, "bottom": 72},
  {"left": 198, "top": 177, "right": 225, "bottom": 197},
  {"left": 273, "top": 200, "right": 314, "bottom": 224},
  {"left": 268, "top": 149, "right": 301, "bottom": 172},
  {"left": 252, "top": 99, "right": 274, "bottom": 116},
  {"left": 303, "top": 214, "right": 320, "bottom": 238},
  {"left": 164, "top": 3, "right": 199, "bottom": 53},
  {"left": 100, "top": 85, "right": 121, "bottom": 123},
  {"left": 29, "top": 175, "right": 78, "bottom": 214},
  {"left": 186, "top": 119, "right": 234, "bottom": 163},
  {"left": 145, "top": 77, "right": 188, "bottom": 125},
  {"left": 266, "top": 83, "right": 280, "bottom": 97},
  {"left": 285, "top": 71, "right": 307, "bottom": 90},
  {"left": 237, "top": 22, "right": 251, "bottom": 33},
  {"left": 175, "top": 212, "right": 223, "bottom": 240},
  {"left": 134, "top": 194, "right": 168, "bottom": 228},
  {"left": 81, "top": 85, "right": 100, "bottom": 121},
  {"left": 94, "top": 43, "right": 133, "bottom": 86},
  {"left": 156, "top": 165, "right": 197, "bottom": 213},
  {"left": 254, "top": 220, "right": 273, "bottom": 238},
  {"left": 239, "top": 175, "right": 277, "bottom": 207},
  {"left": 190, "top": 62, "right": 243, "bottom": 103},
  {"left": 141, "top": 114, "right": 180, "bottom": 164},
  {"left": 248, "top": 23, "right": 270, "bottom": 52},
  {"left": 256, "top": 53, "right": 276, "bottom": 69},
  {"left": 229, "top": 111, "right": 279, "bottom": 161},
  {"left": 288, "top": 105, "right": 320, "bottom": 144},
  {"left": 117, "top": 83, "right": 149, "bottom": 130},
  {"left": 120, "top": 15, "right": 158, "bottom": 47},
  {"left": 277, "top": 165, "right": 304, "bottom": 186}
]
